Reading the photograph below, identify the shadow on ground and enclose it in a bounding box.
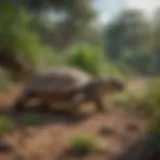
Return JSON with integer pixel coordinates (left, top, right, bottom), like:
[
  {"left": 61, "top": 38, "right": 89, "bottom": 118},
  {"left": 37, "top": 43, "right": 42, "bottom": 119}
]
[{"left": 0, "top": 105, "right": 97, "bottom": 129}]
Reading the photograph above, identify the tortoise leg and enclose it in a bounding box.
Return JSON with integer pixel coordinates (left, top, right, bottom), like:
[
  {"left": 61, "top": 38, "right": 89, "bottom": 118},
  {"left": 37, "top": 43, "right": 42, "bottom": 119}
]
[
  {"left": 39, "top": 101, "right": 50, "bottom": 112},
  {"left": 13, "top": 96, "right": 29, "bottom": 112},
  {"left": 70, "top": 93, "right": 86, "bottom": 118},
  {"left": 94, "top": 97, "right": 106, "bottom": 112},
  {"left": 13, "top": 93, "right": 35, "bottom": 112},
  {"left": 70, "top": 104, "right": 80, "bottom": 118}
]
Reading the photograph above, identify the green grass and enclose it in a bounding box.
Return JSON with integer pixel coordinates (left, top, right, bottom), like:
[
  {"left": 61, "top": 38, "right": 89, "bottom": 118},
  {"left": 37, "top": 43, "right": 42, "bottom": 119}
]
[
  {"left": 105, "top": 77, "right": 153, "bottom": 111},
  {"left": 69, "top": 133, "right": 95, "bottom": 154},
  {"left": 0, "top": 116, "right": 15, "bottom": 135},
  {"left": 20, "top": 113, "right": 42, "bottom": 126},
  {"left": 105, "top": 77, "right": 160, "bottom": 150},
  {"left": 106, "top": 89, "right": 148, "bottom": 109},
  {"left": 0, "top": 73, "right": 11, "bottom": 93},
  {"left": 108, "top": 76, "right": 160, "bottom": 131}
]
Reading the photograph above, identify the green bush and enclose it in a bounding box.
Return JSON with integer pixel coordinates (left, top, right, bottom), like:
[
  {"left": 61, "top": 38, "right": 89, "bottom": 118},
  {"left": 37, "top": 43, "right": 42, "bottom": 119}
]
[
  {"left": 0, "top": 116, "right": 15, "bottom": 135},
  {"left": 143, "top": 86, "right": 160, "bottom": 150},
  {"left": 114, "top": 89, "right": 147, "bottom": 107},
  {"left": 120, "top": 49, "right": 156, "bottom": 74},
  {"left": 66, "top": 44, "right": 103, "bottom": 75},
  {"left": 100, "top": 62, "right": 127, "bottom": 80},
  {"left": 140, "top": 77, "right": 160, "bottom": 115},
  {"left": 69, "top": 133, "right": 95, "bottom": 153},
  {"left": 20, "top": 113, "right": 42, "bottom": 126},
  {"left": 149, "top": 77, "right": 160, "bottom": 132},
  {"left": 0, "top": 6, "right": 57, "bottom": 73},
  {"left": 109, "top": 76, "right": 160, "bottom": 133}
]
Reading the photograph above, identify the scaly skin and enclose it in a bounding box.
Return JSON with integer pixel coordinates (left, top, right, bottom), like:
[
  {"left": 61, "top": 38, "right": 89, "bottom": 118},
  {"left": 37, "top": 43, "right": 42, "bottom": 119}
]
[{"left": 13, "top": 77, "right": 125, "bottom": 116}]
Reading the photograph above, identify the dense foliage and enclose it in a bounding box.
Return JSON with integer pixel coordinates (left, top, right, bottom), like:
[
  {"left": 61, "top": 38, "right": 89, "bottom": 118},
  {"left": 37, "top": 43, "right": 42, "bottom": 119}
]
[{"left": 104, "top": 9, "right": 160, "bottom": 74}]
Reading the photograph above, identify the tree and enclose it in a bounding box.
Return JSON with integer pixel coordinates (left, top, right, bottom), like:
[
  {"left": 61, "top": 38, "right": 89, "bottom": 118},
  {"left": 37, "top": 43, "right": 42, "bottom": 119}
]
[
  {"left": 120, "top": 49, "right": 156, "bottom": 74},
  {"left": 104, "top": 9, "right": 152, "bottom": 60},
  {"left": 0, "top": 1, "right": 97, "bottom": 81},
  {"left": 0, "top": 4, "right": 45, "bottom": 81},
  {"left": 22, "top": 0, "right": 97, "bottom": 48},
  {"left": 152, "top": 8, "right": 160, "bottom": 73}
]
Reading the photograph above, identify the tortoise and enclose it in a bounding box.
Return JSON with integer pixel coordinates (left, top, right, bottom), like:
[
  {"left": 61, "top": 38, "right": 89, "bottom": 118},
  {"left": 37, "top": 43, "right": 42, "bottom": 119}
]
[{"left": 13, "top": 67, "right": 125, "bottom": 116}]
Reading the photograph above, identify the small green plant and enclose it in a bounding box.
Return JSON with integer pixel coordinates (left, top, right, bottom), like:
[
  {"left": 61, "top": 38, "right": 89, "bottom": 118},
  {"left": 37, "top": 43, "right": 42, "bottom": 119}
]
[
  {"left": 138, "top": 77, "right": 160, "bottom": 116},
  {"left": 69, "top": 133, "right": 95, "bottom": 154},
  {"left": 0, "top": 73, "right": 11, "bottom": 92},
  {"left": 106, "top": 89, "right": 144, "bottom": 109},
  {"left": 20, "top": 113, "right": 42, "bottom": 126},
  {"left": 0, "top": 116, "right": 15, "bottom": 136}
]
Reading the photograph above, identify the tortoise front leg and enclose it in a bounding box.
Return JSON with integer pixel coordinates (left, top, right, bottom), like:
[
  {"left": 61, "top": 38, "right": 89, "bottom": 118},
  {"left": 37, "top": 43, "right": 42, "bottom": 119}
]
[
  {"left": 94, "top": 97, "right": 106, "bottom": 112},
  {"left": 70, "top": 93, "right": 86, "bottom": 118}
]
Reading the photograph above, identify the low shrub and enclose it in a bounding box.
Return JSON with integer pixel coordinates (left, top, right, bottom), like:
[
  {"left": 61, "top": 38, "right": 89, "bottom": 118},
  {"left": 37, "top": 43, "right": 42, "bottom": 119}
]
[{"left": 69, "top": 133, "right": 95, "bottom": 154}]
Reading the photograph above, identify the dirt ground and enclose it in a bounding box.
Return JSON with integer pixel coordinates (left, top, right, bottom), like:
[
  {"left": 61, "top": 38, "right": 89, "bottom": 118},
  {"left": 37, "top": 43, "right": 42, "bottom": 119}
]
[{"left": 0, "top": 78, "right": 151, "bottom": 160}]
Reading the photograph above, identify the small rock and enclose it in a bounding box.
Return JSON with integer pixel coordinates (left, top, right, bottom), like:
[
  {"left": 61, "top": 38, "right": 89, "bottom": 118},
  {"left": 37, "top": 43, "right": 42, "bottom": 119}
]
[
  {"left": 20, "top": 128, "right": 33, "bottom": 138},
  {"left": 0, "top": 139, "right": 13, "bottom": 153},
  {"left": 95, "top": 141, "right": 108, "bottom": 154},
  {"left": 13, "top": 154, "right": 24, "bottom": 160},
  {"left": 126, "top": 123, "right": 139, "bottom": 132},
  {"left": 99, "top": 126, "right": 115, "bottom": 136}
]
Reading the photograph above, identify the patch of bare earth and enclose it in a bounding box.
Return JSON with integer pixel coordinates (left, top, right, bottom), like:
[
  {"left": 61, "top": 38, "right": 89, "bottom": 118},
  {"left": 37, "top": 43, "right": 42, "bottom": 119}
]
[
  {"left": 0, "top": 111, "right": 150, "bottom": 160},
  {"left": 0, "top": 80, "right": 151, "bottom": 160}
]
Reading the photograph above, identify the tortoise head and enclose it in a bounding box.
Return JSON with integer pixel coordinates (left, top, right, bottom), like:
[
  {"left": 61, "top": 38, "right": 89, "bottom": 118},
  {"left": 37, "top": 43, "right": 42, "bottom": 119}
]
[{"left": 94, "top": 77, "right": 125, "bottom": 94}]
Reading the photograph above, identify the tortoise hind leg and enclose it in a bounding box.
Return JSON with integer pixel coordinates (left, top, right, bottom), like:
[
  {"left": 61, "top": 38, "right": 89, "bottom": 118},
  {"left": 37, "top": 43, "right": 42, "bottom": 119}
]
[
  {"left": 70, "top": 93, "right": 86, "bottom": 118},
  {"left": 13, "top": 93, "right": 34, "bottom": 112},
  {"left": 13, "top": 97, "right": 27, "bottom": 112},
  {"left": 39, "top": 101, "right": 50, "bottom": 112}
]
